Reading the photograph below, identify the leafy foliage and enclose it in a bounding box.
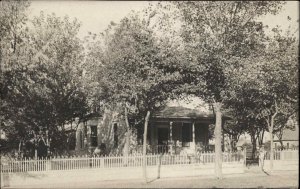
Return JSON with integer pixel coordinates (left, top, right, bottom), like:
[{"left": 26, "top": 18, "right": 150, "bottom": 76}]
[
  {"left": 85, "top": 13, "right": 181, "bottom": 122},
  {"left": 1, "top": 6, "right": 89, "bottom": 154},
  {"left": 151, "top": 1, "right": 287, "bottom": 176}
]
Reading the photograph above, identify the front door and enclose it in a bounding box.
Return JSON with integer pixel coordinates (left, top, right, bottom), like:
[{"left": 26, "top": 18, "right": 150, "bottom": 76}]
[
  {"left": 157, "top": 128, "right": 169, "bottom": 153},
  {"left": 158, "top": 128, "right": 169, "bottom": 145}
]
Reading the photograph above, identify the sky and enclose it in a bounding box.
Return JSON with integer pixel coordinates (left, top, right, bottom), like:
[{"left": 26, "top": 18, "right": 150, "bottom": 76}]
[
  {"left": 28, "top": 1, "right": 151, "bottom": 39},
  {"left": 28, "top": 1, "right": 299, "bottom": 40}
]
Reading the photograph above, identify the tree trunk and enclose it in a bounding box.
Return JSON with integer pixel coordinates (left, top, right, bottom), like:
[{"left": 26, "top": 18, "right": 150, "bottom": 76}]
[
  {"left": 267, "top": 112, "right": 277, "bottom": 171},
  {"left": 250, "top": 134, "right": 257, "bottom": 159},
  {"left": 18, "top": 140, "right": 22, "bottom": 155},
  {"left": 258, "top": 130, "right": 265, "bottom": 146},
  {"left": 213, "top": 102, "right": 222, "bottom": 179},
  {"left": 232, "top": 135, "right": 240, "bottom": 152},
  {"left": 269, "top": 117, "right": 274, "bottom": 170},
  {"left": 269, "top": 105, "right": 278, "bottom": 171},
  {"left": 276, "top": 130, "right": 283, "bottom": 150},
  {"left": 269, "top": 125, "right": 273, "bottom": 170},
  {"left": 270, "top": 101, "right": 279, "bottom": 171},
  {"left": 228, "top": 134, "right": 239, "bottom": 152},
  {"left": 279, "top": 140, "right": 283, "bottom": 150},
  {"left": 66, "top": 133, "right": 70, "bottom": 155},
  {"left": 229, "top": 135, "right": 233, "bottom": 152},
  {"left": 142, "top": 111, "right": 151, "bottom": 182},
  {"left": 124, "top": 105, "right": 130, "bottom": 157}
]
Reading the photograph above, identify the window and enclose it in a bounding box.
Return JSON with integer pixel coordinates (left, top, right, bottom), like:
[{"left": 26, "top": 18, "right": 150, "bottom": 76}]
[
  {"left": 182, "top": 123, "right": 192, "bottom": 147},
  {"left": 90, "top": 126, "right": 98, "bottom": 147},
  {"left": 113, "top": 123, "right": 118, "bottom": 148}
]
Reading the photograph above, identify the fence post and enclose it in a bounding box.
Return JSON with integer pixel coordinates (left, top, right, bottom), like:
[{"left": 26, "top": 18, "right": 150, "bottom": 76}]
[
  {"left": 46, "top": 158, "right": 51, "bottom": 171},
  {"left": 100, "top": 157, "right": 104, "bottom": 168}
]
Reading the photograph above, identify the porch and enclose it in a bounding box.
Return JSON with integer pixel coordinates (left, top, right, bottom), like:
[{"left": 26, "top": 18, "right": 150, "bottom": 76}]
[
  {"left": 137, "top": 105, "right": 231, "bottom": 155},
  {"left": 140, "top": 120, "right": 213, "bottom": 155}
]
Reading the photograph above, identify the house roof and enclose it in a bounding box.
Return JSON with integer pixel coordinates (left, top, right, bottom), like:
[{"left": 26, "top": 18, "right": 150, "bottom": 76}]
[
  {"left": 280, "top": 128, "right": 299, "bottom": 141},
  {"left": 153, "top": 106, "right": 221, "bottom": 120}
]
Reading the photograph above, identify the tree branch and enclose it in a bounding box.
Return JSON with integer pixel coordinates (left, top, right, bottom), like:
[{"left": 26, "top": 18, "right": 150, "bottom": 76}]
[{"left": 222, "top": 125, "right": 234, "bottom": 136}]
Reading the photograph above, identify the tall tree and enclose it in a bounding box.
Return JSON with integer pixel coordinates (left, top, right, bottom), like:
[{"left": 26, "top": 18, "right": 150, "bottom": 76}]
[
  {"left": 153, "top": 1, "right": 285, "bottom": 178},
  {"left": 26, "top": 12, "right": 89, "bottom": 154},
  {"left": 252, "top": 34, "right": 297, "bottom": 170},
  {"left": 226, "top": 23, "right": 298, "bottom": 170},
  {"left": 1, "top": 10, "right": 89, "bottom": 155},
  {"left": 224, "top": 86, "right": 267, "bottom": 158},
  {"left": 0, "top": 0, "right": 31, "bottom": 152},
  {"left": 85, "top": 14, "right": 180, "bottom": 181}
]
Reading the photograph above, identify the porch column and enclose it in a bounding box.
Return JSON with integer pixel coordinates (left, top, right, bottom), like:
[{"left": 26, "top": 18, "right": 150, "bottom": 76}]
[
  {"left": 170, "top": 121, "right": 173, "bottom": 155},
  {"left": 192, "top": 121, "right": 196, "bottom": 153}
]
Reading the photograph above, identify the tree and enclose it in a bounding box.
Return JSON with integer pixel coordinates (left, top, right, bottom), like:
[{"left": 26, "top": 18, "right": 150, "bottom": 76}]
[
  {"left": 85, "top": 14, "right": 181, "bottom": 182},
  {"left": 152, "top": 1, "right": 285, "bottom": 178},
  {"left": 26, "top": 12, "right": 89, "bottom": 154},
  {"left": 225, "top": 23, "right": 298, "bottom": 170},
  {"left": 0, "top": 0, "right": 31, "bottom": 153},
  {"left": 1, "top": 10, "right": 89, "bottom": 155},
  {"left": 223, "top": 86, "right": 267, "bottom": 158},
  {"left": 221, "top": 109, "right": 245, "bottom": 152},
  {"left": 275, "top": 113, "right": 297, "bottom": 149},
  {"left": 252, "top": 34, "right": 298, "bottom": 170}
]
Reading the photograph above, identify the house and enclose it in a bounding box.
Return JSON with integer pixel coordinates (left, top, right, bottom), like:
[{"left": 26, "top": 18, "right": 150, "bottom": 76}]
[
  {"left": 145, "top": 106, "right": 226, "bottom": 155},
  {"left": 75, "top": 116, "right": 103, "bottom": 154},
  {"left": 273, "top": 128, "right": 299, "bottom": 150},
  {"left": 74, "top": 102, "right": 230, "bottom": 155}
]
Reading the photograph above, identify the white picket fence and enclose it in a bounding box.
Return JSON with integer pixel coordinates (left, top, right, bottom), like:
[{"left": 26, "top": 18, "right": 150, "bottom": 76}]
[
  {"left": 265, "top": 149, "right": 298, "bottom": 160},
  {"left": 1, "top": 151, "right": 245, "bottom": 173}
]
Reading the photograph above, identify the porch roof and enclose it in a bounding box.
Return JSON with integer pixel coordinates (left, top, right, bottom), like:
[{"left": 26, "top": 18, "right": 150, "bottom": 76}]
[{"left": 152, "top": 106, "right": 229, "bottom": 121}]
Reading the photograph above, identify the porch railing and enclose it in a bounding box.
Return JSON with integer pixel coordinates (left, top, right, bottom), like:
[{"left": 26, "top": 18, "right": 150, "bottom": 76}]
[
  {"left": 136, "top": 145, "right": 208, "bottom": 154},
  {"left": 136, "top": 145, "right": 169, "bottom": 154},
  {"left": 1, "top": 151, "right": 244, "bottom": 173}
]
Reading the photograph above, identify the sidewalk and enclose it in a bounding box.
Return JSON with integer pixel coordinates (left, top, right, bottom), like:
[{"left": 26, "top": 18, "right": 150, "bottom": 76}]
[
  {"left": 1, "top": 163, "right": 244, "bottom": 188},
  {"left": 5, "top": 169, "right": 298, "bottom": 188}
]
